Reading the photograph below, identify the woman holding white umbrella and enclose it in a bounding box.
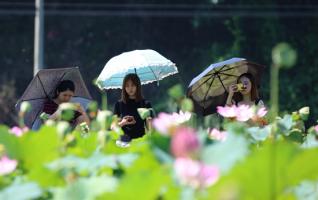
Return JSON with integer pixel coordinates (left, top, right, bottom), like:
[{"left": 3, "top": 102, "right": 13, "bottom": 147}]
[
  {"left": 96, "top": 49, "right": 179, "bottom": 147},
  {"left": 113, "top": 73, "right": 153, "bottom": 147}
]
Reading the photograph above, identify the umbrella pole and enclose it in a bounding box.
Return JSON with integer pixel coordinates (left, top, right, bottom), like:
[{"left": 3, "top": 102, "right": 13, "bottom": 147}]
[{"left": 102, "top": 90, "right": 108, "bottom": 110}]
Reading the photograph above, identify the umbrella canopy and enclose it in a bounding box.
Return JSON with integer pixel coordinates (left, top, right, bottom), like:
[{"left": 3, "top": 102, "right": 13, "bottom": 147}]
[
  {"left": 187, "top": 58, "right": 265, "bottom": 116},
  {"left": 96, "top": 49, "right": 178, "bottom": 89},
  {"left": 16, "top": 67, "right": 92, "bottom": 128}
]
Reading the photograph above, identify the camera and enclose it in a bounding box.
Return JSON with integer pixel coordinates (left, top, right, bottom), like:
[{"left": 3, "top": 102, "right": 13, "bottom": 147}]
[{"left": 236, "top": 83, "right": 246, "bottom": 91}]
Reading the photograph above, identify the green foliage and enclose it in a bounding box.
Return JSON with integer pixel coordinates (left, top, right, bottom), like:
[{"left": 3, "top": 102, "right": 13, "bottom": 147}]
[
  {"left": 168, "top": 84, "right": 184, "bottom": 101},
  {"left": 102, "top": 167, "right": 179, "bottom": 200},
  {"left": 208, "top": 141, "right": 318, "bottom": 199},
  {"left": 277, "top": 114, "right": 293, "bottom": 135},
  {"left": 52, "top": 175, "right": 118, "bottom": 200},
  {"left": 293, "top": 181, "right": 318, "bottom": 200},
  {"left": 19, "top": 127, "right": 60, "bottom": 170},
  {"left": 0, "top": 181, "right": 43, "bottom": 200},
  {"left": 137, "top": 108, "right": 151, "bottom": 120},
  {"left": 180, "top": 98, "right": 194, "bottom": 112},
  {"left": 150, "top": 131, "right": 171, "bottom": 151},
  {"left": 247, "top": 125, "right": 271, "bottom": 141},
  {"left": 1, "top": 101, "right": 318, "bottom": 199},
  {"left": 0, "top": 126, "right": 20, "bottom": 158},
  {"left": 46, "top": 153, "right": 138, "bottom": 174},
  {"left": 202, "top": 131, "right": 250, "bottom": 173}
]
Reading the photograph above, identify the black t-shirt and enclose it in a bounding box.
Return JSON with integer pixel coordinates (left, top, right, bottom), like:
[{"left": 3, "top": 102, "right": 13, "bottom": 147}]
[{"left": 114, "top": 98, "right": 153, "bottom": 138}]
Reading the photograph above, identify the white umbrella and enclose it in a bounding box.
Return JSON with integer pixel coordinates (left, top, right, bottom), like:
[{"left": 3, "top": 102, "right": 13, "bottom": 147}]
[{"left": 96, "top": 49, "right": 178, "bottom": 90}]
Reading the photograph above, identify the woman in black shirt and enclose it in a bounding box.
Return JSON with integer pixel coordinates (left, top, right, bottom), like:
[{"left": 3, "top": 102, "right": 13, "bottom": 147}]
[{"left": 113, "top": 73, "right": 153, "bottom": 146}]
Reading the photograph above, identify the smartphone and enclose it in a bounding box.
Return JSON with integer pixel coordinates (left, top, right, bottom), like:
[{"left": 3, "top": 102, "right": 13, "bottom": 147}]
[{"left": 127, "top": 116, "right": 134, "bottom": 122}]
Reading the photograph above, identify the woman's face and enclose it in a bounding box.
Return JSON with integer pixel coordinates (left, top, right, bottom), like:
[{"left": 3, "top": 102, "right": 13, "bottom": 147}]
[
  {"left": 57, "top": 90, "right": 74, "bottom": 103},
  {"left": 125, "top": 80, "right": 137, "bottom": 98},
  {"left": 238, "top": 76, "right": 252, "bottom": 95}
]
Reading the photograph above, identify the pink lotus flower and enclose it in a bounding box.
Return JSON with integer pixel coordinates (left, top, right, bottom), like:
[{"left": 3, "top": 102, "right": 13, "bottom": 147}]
[
  {"left": 171, "top": 127, "right": 200, "bottom": 158},
  {"left": 217, "top": 105, "right": 268, "bottom": 123},
  {"left": 235, "top": 105, "right": 254, "bottom": 122},
  {"left": 0, "top": 155, "right": 17, "bottom": 176},
  {"left": 174, "top": 158, "right": 219, "bottom": 189},
  {"left": 208, "top": 128, "right": 227, "bottom": 141},
  {"left": 216, "top": 106, "right": 237, "bottom": 118},
  {"left": 10, "top": 126, "right": 29, "bottom": 137},
  {"left": 314, "top": 125, "right": 318, "bottom": 133},
  {"left": 152, "top": 111, "right": 191, "bottom": 135},
  {"left": 256, "top": 107, "right": 268, "bottom": 118},
  {"left": 251, "top": 106, "right": 268, "bottom": 126}
]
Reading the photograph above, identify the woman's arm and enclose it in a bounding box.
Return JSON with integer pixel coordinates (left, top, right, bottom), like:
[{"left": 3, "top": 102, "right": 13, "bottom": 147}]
[
  {"left": 225, "top": 93, "right": 234, "bottom": 106},
  {"left": 226, "top": 84, "right": 237, "bottom": 106},
  {"left": 77, "top": 112, "right": 90, "bottom": 125},
  {"left": 76, "top": 105, "right": 90, "bottom": 125},
  {"left": 48, "top": 110, "right": 59, "bottom": 120}
]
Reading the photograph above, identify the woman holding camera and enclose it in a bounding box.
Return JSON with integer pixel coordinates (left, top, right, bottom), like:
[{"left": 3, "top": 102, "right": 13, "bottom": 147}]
[
  {"left": 113, "top": 73, "right": 153, "bottom": 147},
  {"left": 226, "top": 73, "right": 264, "bottom": 107}
]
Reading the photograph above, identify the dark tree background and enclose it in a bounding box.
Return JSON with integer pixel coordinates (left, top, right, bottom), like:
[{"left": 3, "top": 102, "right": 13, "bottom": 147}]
[{"left": 1, "top": 0, "right": 318, "bottom": 126}]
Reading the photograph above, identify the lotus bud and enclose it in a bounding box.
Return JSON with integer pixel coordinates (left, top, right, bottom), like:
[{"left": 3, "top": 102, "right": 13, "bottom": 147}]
[
  {"left": 88, "top": 101, "right": 98, "bottom": 119},
  {"left": 299, "top": 106, "right": 310, "bottom": 121},
  {"left": 137, "top": 108, "right": 151, "bottom": 120},
  {"left": 45, "top": 119, "right": 56, "bottom": 126},
  {"left": 168, "top": 84, "right": 184, "bottom": 100},
  {"left": 57, "top": 121, "right": 71, "bottom": 138},
  {"left": 80, "top": 122, "right": 89, "bottom": 137},
  {"left": 88, "top": 101, "right": 98, "bottom": 112},
  {"left": 59, "top": 103, "right": 77, "bottom": 121},
  {"left": 97, "top": 110, "right": 113, "bottom": 130},
  {"left": 291, "top": 111, "right": 300, "bottom": 121},
  {"left": 40, "top": 112, "right": 50, "bottom": 121},
  {"left": 272, "top": 43, "right": 297, "bottom": 69},
  {"left": 20, "top": 101, "right": 32, "bottom": 114},
  {"left": 180, "top": 98, "right": 193, "bottom": 112},
  {"left": 64, "top": 134, "right": 76, "bottom": 147}
]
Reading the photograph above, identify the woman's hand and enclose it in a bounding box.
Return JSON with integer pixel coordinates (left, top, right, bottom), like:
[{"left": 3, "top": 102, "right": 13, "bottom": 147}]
[
  {"left": 119, "top": 116, "right": 136, "bottom": 126},
  {"left": 228, "top": 83, "right": 238, "bottom": 94},
  {"left": 76, "top": 104, "right": 90, "bottom": 125},
  {"left": 48, "top": 110, "right": 59, "bottom": 120},
  {"left": 226, "top": 84, "right": 238, "bottom": 106},
  {"left": 76, "top": 104, "right": 85, "bottom": 114}
]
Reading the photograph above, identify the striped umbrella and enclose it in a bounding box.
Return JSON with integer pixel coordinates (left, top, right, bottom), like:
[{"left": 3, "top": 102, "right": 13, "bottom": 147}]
[{"left": 188, "top": 58, "right": 265, "bottom": 116}]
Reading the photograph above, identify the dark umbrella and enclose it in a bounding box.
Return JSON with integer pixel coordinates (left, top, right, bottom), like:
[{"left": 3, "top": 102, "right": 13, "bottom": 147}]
[
  {"left": 16, "top": 67, "right": 92, "bottom": 128},
  {"left": 187, "top": 58, "right": 265, "bottom": 116}
]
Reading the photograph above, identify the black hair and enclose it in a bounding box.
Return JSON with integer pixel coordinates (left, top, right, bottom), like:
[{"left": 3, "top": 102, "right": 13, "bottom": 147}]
[
  {"left": 54, "top": 80, "right": 75, "bottom": 98},
  {"left": 121, "top": 73, "right": 143, "bottom": 103}
]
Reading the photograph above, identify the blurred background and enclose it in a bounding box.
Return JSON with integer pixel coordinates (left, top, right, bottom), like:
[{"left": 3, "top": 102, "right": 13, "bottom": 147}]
[{"left": 1, "top": 0, "right": 318, "bottom": 126}]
